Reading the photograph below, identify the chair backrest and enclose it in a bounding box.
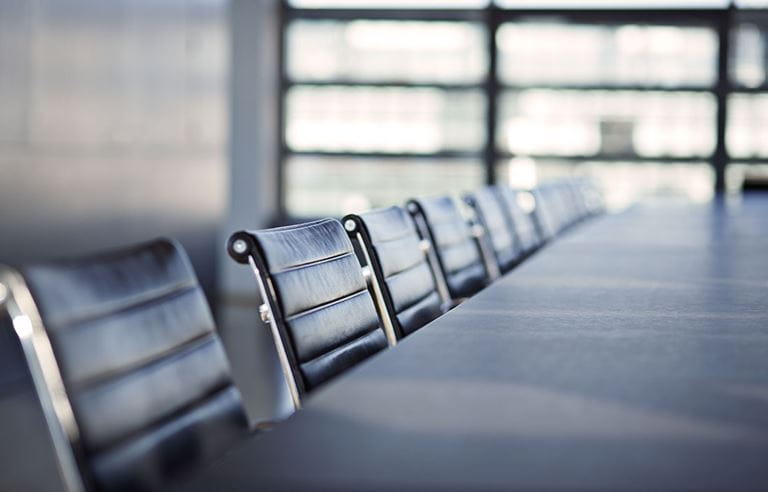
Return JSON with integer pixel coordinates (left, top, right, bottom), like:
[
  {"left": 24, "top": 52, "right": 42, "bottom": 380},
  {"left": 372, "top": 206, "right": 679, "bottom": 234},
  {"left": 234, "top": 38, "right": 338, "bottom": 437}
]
[
  {"left": 343, "top": 206, "right": 446, "bottom": 340},
  {"left": 228, "top": 219, "right": 388, "bottom": 406},
  {"left": 552, "top": 180, "right": 579, "bottom": 229},
  {"left": 15, "top": 239, "right": 248, "bottom": 491},
  {"left": 565, "top": 179, "right": 589, "bottom": 223},
  {"left": 407, "top": 196, "right": 488, "bottom": 301},
  {"left": 530, "top": 185, "right": 560, "bottom": 241},
  {"left": 463, "top": 187, "right": 521, "bottom": 275},
  {"left": 497, "top": 186, "right": 542, "bottom": 254},
  {"left": 538, "top": 180, "right": 580, "bottom": 234}
]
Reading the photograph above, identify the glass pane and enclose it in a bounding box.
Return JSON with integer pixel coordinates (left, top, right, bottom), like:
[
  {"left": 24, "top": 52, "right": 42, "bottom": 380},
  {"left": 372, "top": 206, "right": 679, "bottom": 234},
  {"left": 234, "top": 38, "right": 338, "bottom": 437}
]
[
  {"left": 287, "top": 20, "right": 487, "bottom": 84},
  {"left": 496, "top": 0, "right": 728, "bottom": 7},
  {"left": 731, "top": 14, "right": 768, "bottom": 88},
  {"left": 726, "top": 163, "right": 768, "bottom": 193},
  {"left": 728, "top": 94, "right": 768, "bottom": 158},
  {"left": 499, "top": 158, "right": 714, "bottom": 211},
  {"left": 498, "top": 23, "right": 717, "bottom": 87},
  {"left": 287, "top": 85, "right": 485, "bottom": 153},
  {"left": 286, "top": 156, "right": 484, "bottom": 216},
  {"left": 289, "top": 0, "right": 488, "bottom": 7},
  {"left": 735, "top": 0, "right": 768, "bottom": 7},
  {"left": 498, "top": 89, "right": 716, "bottom": 158}
]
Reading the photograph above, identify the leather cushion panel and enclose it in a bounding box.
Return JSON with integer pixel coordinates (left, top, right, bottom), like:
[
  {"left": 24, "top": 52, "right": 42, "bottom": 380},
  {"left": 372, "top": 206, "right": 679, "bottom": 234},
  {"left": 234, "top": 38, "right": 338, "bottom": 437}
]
[
  {"left": 413, "top": 196, "right": 486, "bottom": 299},
  {"left": 445, "top": 262, "right": 487, "bottom": 300},
  {"left": 354, "top": 206, "right": 443, "bottom": 337},
  {"left": 372, "top": 234, "right": 424, "bottom": 279},
  {"left": 91, "top": 386, "right": 247, "bottom": 492},
  {"left": 300, "top": 329, "right": 387, "bottom": 391},
  {"left": 542, "top": 188, "right": 566, "bottom": 232},
  {"left": 286, "top": 289, "right": 381, "bottom": 364},
  {"left": 357, "top": 206, "right": 414, "bottom": 244},
  {"left": 430, "top": 220, "right": 475, "bottom": 251},
  {"left": 499, "top": 188, "right": 541, "bottom": 251},
  {"left": 252, "top": 219, "right": 351, "bottom": 273},
  {"left": 471, "top": 189, "right": 516, "bottom": 252},
  {"left": 469, "top": 189, "right": 519, "bottom": 272},
  {"left": 495, "top": 246, "right": 519, "bottom": 275},
  {"left": 417, "top": 198, "right": 475, "bottom": 249},
  {"left": 532, "top": 189, "right": 558, "bottom": 239},
  {"left": 22, "top": 241, "right": 196, "bottom": 330},
  {"left": 271, "top": 253, "right": 366, "bottom": 318},
  {"left": 73, "top": 335, "right": 233, "bottom": 452},
  {"left": 395, "top": 291, "right": 443, "bottom": 337},
  {"left": 510, "top": 204, "right": 540, "bottom": 251},
  {"left": 386, "top": 261, "right": 438, "bottom": 313},
  {"left": 51, "top": 287, "right": 214, "bottom": 389},
  {"left": 439, "top": 239, "right": 483, "bottom": 275}
]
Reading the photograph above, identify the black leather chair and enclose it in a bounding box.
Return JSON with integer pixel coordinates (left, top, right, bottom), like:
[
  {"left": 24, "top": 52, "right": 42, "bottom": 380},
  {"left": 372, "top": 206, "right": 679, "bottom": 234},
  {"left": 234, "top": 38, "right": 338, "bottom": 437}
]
[
  {"left": 530, "top": 185, "right": 560, "bottom": 241},
  {"left": 343, "top": 206, "right": 447, "bottom": 340},
  {"left": 5, "top": 239, "right": 249, "bottom": 491},
  {"left": 565, "top": 179, "right": 590, "bottom": 223},
  {"left": 407, "top": 196, "right": 489, "bottom": 301},
  {"left": 496, "top": 186, "right": 542, "bottom": 255},
  {"left": 464, "top": 187, "right": 522, "bottom": 275},
  {"left": 228, "top": 219, "right": 388, "bottom": 407},
  {"left": 551, "top": 180, "right": 579, "bottom": 230}
]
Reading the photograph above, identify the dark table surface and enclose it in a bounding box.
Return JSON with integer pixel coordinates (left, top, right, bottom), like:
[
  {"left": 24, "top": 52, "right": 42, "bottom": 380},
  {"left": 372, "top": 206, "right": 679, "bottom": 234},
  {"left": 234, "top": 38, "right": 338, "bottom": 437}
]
[{"left": 176, "top": 194, "right": 768, "bottom": 492}]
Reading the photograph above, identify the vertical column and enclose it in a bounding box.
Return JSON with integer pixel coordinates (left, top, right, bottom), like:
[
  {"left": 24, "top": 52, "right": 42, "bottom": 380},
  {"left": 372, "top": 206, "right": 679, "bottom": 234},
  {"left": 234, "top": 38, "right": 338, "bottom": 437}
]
[
  {"left": 713, "top": 8, "right": 732, "bottom": 194},
  {"left": 484, "top": 6, "right": 501, "bottom": 186},
  {"left": 219, "top": 0, "right": 295, "bottom": 423}
]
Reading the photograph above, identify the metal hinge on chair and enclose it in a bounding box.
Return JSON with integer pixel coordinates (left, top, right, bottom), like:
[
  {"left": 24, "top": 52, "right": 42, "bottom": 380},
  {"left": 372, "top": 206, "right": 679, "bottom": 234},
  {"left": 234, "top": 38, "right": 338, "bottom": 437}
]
[{"left": 259, "top": 303, "right": 272, "bottom": 324}]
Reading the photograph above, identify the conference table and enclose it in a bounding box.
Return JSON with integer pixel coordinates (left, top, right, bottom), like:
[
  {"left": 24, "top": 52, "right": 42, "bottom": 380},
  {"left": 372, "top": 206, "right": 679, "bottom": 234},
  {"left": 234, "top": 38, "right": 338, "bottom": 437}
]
[{"left": 176, "top": 194, "right": 768, "bottom": 491}]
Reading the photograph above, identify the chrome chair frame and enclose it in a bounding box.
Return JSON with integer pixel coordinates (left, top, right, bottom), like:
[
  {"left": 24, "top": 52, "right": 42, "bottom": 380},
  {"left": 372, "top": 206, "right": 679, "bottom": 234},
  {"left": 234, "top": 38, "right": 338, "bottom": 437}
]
[
  {"left": 0, "top": 266, "right": 85, "bottom": 492},
  {"left": 404, "top": 202, "right": 453, "bottom": 307}
]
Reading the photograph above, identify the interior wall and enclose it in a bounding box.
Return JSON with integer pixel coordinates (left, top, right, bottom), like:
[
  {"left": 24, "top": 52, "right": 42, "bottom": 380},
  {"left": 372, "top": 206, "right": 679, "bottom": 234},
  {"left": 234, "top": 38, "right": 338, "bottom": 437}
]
[
  {"left": 0, "top": 0, "right": 288, "bottom": 423},
  {"left": 0, "top": 0, "right": 229, "bottom": 300}
]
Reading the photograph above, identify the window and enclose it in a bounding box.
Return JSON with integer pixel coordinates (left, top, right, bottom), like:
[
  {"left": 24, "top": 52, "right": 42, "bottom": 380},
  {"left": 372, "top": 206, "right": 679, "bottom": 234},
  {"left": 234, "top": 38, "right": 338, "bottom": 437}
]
[
  {"left": 281, "top": 1, "right": 768, "bottom": 217},
  {"left": 283, "top": 15, "right": 488, "bottom": 216}
]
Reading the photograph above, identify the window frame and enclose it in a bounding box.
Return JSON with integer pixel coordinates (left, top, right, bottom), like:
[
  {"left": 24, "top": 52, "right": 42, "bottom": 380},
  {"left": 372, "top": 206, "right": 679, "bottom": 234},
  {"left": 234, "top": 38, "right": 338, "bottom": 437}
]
[{"left": 278, "top": 1, "right": 766, "bottom": 221}]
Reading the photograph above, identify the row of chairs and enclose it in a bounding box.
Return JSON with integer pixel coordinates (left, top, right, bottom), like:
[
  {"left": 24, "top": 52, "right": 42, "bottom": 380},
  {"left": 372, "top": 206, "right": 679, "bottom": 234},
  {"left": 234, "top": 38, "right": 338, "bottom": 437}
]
[
  {"left": 0, "top": 177, "right": 603, "bottom": 491},
  {"left": 226, "top": 178, "right": 604, "bottom": 408}
]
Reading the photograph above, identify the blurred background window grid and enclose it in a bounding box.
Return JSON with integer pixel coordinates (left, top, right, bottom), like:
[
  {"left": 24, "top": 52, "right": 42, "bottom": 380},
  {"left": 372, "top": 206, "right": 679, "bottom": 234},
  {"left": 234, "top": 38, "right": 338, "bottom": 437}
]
[
  {"left": 281, "top": 2, "right": 768, "bottom": 216},
  {"left": 498, "top": 90, "right": 717, "bottom": 158},
  {"left": 498, "top": 23, "right": 717, "bottom": 88},
  {"left": 287, "top": 20, "right": 488, "bottom": 84},
  {"left": 286, "top": 86, "right": 486, "bottom": 154},
  {"left": 288, "top": 0, "right": 490, "bottom": 8},
  {"left": 286, "top": 156, "right": 485, "bottom": 216}
]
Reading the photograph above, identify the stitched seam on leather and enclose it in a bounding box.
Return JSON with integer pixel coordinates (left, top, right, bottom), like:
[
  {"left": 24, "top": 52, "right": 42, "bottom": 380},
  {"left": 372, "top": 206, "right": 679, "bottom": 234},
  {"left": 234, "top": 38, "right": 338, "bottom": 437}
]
[
  {"left": 70, "top": 332, "right": 217, "bottom": 392},
  {"left": 284, "top": 287, "right": 369, "bottom": 322},
  {"left": 87, "top": 382, "right": 236, "bottom": 455},
  {"left": 370, "top": 228, "right": 411, "bottom": 245},
  {"left": 253, "top": 218, "right": 335, "bottom": 234},
  {"left": 299, "top": 327, "right": 383, "bottom": 368},
  {"left": 384, "top": 256, "right": 428, "bottom": 282},
  {"left": 270, "top": 250, "right": 355, "bottom": 275},
  {"left": 446, "top": 260, "right": 483, "bottom": 276},
  {"left": 48, "top": 280, "right": 198, "bottom": 331}
]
